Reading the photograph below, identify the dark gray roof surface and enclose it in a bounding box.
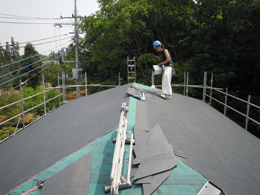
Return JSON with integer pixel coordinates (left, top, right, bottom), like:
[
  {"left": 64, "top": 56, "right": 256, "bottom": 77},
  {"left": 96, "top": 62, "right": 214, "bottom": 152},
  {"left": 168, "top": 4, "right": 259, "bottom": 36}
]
[
  {"left": 40, "top": 151, "right": 92, "bottom": 195},
  {"left": 135, "top": 87, "right": 260, "bottom": 195},
  {"left": 1, "top": 83, "right": 260, "bottom": 195},
  {"left": 133, "top": 123, "right": 177, "bottom": 194},
  {"left": 0, "top": 84, "right": 131, "bottom": 195}
]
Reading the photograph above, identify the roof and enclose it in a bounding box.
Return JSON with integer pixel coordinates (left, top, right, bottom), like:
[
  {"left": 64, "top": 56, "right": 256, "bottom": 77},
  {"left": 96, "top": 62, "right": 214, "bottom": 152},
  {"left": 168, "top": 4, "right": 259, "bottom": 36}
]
[
  {"left": 0, "top": 83, "right": 132, "bottom": 195},
  {"left": 1, "top": 83, "right": 260, "bottom": 195},
  {"left": 132, "top": 83, "right": 260, "bottom": 195}
]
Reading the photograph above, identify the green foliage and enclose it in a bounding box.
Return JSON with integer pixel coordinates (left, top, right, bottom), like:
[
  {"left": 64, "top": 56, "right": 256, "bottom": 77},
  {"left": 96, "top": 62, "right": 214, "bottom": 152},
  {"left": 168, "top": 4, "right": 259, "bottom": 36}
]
[
  {"left": 0, "top": 127, "right": 16, "bottom": 141},
  {"left": 0, "top": 0, "right": 259, "bottom": 137},
  {"left": 0, "top": 85, "right": 59, "bottom": 140},
  {"left": 22, "top": 85, "right": 59, "bottom": 116},
  {"left": 1, "top": 133, "right": 7, "bottom": 140},
  {"left": 12, "top": 43, "right": 42, "bottom": 89},
  {"left": 0, "top": 45, "right": 14, "bottom": 93},
  {"left": 41, "top": 62, "right": 62, "bottom": 87},
  {"left": 0, "top": 91, "right": 20, "bottom": 140},
  {"left": 98, "top": 80, "right": 117, "bottom": 92},
  {"left": 79, "top": 0, "right": 260, "bottom": 136},
  {"left": 88, "top": 79, "right": 117, "bottom": 95},
  {"left": 0, "top": 91, "right": 20, "bottom": 119},
  {"left": 87, "top": 80, "right": 100, "bottom": 95}
]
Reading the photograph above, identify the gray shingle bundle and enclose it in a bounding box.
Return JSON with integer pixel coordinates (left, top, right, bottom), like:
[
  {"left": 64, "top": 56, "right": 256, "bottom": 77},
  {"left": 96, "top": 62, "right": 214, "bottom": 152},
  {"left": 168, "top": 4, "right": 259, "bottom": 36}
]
[
  {"left": 127, "top": 87, "right": 140, "bottom": 97},
  {"left": 132, "top": 123, "right": 177, "bottom": 195}
]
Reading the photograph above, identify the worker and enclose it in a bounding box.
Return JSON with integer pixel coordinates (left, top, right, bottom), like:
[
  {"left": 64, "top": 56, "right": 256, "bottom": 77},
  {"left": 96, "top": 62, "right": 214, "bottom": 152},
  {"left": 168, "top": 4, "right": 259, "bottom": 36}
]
[{"left": 153, "top": 40, "right": 173, "bottom": 99}]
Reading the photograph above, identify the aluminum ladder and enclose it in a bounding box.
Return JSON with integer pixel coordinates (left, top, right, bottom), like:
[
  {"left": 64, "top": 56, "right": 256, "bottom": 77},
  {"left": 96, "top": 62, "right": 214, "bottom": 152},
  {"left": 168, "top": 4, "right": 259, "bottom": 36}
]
[{"left": 127, "top": 57, "right": 136, "bottom": 83}]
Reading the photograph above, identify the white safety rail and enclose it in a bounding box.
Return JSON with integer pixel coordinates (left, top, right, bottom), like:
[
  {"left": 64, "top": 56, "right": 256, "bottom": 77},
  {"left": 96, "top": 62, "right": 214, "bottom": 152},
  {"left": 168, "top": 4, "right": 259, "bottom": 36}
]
[
  {"left": 0, "top": 71, "right": 119, "bottom": 143},
  {"left": 104, "top": 102, "right": 134, "bottom": 195},
  {"left": 151, "top": 71, "right": 260, "bottom": 131}
]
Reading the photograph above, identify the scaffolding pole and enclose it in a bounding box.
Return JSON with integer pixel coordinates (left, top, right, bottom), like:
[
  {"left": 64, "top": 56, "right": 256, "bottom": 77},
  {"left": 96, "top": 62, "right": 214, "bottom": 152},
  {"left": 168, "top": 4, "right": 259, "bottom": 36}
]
[{"left": 19, "top": 80, "right": 25, "bottom": 128}]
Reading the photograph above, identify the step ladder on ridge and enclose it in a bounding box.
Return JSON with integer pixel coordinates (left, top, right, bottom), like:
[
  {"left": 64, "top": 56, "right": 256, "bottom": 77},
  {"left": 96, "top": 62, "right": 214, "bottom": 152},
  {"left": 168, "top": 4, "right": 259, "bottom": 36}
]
[{"left": 127, "top": 57, "right": 136, "bottom": 83}]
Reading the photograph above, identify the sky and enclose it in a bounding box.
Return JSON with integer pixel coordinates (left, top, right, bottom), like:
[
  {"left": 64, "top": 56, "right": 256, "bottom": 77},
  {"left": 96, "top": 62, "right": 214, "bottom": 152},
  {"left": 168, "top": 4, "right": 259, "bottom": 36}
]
[{"left": 0, "top": 0, "right": 100, "bottom": 55}]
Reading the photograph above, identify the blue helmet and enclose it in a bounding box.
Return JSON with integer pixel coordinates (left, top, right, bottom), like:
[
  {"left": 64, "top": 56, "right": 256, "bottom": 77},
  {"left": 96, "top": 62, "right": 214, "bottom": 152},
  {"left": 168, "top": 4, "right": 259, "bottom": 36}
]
[{"left": 153, "top": 40, "right": 161, "bottom": 49}]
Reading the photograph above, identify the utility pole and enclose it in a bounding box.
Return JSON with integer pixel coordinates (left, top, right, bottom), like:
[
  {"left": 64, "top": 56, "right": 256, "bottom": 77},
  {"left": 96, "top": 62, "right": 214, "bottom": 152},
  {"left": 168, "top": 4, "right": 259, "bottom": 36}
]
[
  {"left": 74, "top": 0, "right": 80, "bottom": 98},
  {"left": 54, "top": 0, "right": 81, "bottom": 99}
]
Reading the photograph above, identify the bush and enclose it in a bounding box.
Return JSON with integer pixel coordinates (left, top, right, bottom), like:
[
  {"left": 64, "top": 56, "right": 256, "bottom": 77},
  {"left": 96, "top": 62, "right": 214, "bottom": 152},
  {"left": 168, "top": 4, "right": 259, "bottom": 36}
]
[
  {"left": 1, "top": 133, "right": 8, "bottom": 140},
  {"left": 23, "top": 85, "right": 59, "bottom": 116},
  {"left": 0, "top": 91, "right": 20, "bottom": 119}
]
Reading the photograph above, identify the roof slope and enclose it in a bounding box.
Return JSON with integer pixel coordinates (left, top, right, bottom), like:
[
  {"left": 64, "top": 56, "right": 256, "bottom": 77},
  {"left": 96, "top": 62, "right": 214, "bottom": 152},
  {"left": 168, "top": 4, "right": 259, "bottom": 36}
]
[
  {"left": 0, "top": 84, "right": 131, "bottom": 195},
  {"left": 1, "top": 83, "right": 260, "bottom": 195},
  {"left": 133, "top": 83, "right": 260, "bottom": 195},
  {"left": 9, "top": 85, "right": 208, "bottom": 195}
]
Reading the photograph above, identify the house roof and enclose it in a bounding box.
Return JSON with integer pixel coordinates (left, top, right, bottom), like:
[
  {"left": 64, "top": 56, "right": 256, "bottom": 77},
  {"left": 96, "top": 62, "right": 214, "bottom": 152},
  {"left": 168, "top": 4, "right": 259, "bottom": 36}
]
[
  {"left": 1, "top": 83, "right": 260, "bottom": 195},
  {"left": 0, "top": 84, "right": 131, "bottom": 195},
  {"left": 132, "top": 83, "right": 260, "bottom": 195}
]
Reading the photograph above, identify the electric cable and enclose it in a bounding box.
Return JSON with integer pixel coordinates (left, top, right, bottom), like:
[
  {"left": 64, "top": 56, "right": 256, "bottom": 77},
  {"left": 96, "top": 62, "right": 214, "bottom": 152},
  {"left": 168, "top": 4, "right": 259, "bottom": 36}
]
[
  {"left": 0, "top": 16, "right": 63, "bottom": 20},
  {"left": 23, "top": 56, "right": 62, "bottom": 84},
  {"left": 19, "top": 37, "right": 70, "bottom": 48},
  {"left": 1, "top": 34, "right": 68, "bottom": 48},
  {"left": 0, "top": 40, "right": 71, "bottom": 69},
  {"left": 2, "top": 57, "right": 59, "bottom": 96},
  {"left": 23, "top": 47, "right": 74, "bottom": 84},
  {"left": 0, "top": 47, "right": 73, "bottom": 86},
  {"left": 1, "top": 41, "right": 73, "bottom": 78},
  {"left": 20, "top": 34, "right": 68, "bottom": 44},
  {"left": 0, "top": 51, "right": 58, "bottom": 79},
  {"left": 0, "top": 21, "right": 55, "bottom": 24},
  {"left": 0, "top": 13, "right": 71, "bottom": 20}
]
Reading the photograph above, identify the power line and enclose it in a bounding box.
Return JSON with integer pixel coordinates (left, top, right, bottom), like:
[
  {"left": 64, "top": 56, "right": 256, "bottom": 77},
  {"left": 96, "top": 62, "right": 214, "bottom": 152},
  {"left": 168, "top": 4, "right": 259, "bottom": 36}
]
[
  {"left": 0, "top": 51, "right": 58, "bottom": 79},
  {"left": 19, "top": 37, "right": 71, "bottom": 48},
  {"left": 0, "top": 16, "right": 62, "bottom": 20},
  {"left": 0, "top": 34, "right": 69, "bottom": 51},
  {"left": 0, "top": 21, "right": 55, "bottom": 25},
  {"left": 0, "top": 47, "right": 73, "bottom": 87},
  {"left": 0, "top": 34, "right": 68, "bottom": 47},
  {"left": 1, "top": 36, "right": 71, "bottom": 54},
  {"left": 0, "top": 13, "right": 86, "bottom": 20},
  {"left": 4, "top": 57, "right": 60, "bottom": 93},
  {"left": 20, "top": 34, "right": 68, "bottom": 45},
  {"left": 0, "top": 40, "right": 72, "bottom": 69},
  {"left": 24, "top": 57, "right": 61, "bottom": 84},
  {"left": 0, "top": 13, "right": 66, "bottom": 20}
]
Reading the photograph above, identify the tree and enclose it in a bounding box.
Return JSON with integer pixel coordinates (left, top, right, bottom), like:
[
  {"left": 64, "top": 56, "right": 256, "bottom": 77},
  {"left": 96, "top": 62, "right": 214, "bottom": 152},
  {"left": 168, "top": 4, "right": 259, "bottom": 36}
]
[
  {"left": 0, "top": 38, "right": 21, "bottom": 93},
  {"left": 80, "top": 0, "right": 260, "bottom": 137},
  {"left": 0, "top": 45, "right": 13, "bottom": 95},
  {"left": 16, "top": 43, "right": 42, "bottom": 89},
  {"left": 10, "top": 37, "right": 21, "bottom": 75},
  {"left": 22, "top": 85, "right": 59, "bottom": 116}
]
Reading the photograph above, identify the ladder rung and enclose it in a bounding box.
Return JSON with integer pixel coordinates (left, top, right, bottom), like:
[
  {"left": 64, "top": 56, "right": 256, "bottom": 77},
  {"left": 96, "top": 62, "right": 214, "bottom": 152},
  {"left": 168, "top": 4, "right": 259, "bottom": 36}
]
[
  {"left": 128, "top": 77, "right": 136, "bottom": 79},
  {"left": 128, "top": 72, "right": 135, "bottom": 73},
  {"left": 128, "top": 65, "right": 135, "bottom": 67}
]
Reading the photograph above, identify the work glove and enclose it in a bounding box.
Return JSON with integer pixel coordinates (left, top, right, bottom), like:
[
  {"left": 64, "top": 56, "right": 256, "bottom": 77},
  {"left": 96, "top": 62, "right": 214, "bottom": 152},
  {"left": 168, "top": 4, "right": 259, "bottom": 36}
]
[{"left": 158, "top": 62, "right": 163, "bottom": 66}]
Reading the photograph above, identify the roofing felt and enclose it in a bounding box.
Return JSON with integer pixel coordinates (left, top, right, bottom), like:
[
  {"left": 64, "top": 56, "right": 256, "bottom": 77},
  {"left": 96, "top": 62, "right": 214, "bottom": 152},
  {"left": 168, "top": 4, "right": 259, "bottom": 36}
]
[{"left": 0, "top": 84, "right": 132, "bottom": 195}]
